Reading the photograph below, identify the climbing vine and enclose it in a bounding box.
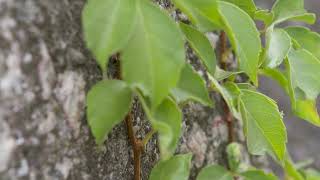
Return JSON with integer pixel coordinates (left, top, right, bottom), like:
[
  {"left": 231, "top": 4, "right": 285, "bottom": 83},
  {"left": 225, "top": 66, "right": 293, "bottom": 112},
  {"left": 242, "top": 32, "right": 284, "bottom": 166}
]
[{"left": 82, "top": 0, "right": 320, "bottom": 179}]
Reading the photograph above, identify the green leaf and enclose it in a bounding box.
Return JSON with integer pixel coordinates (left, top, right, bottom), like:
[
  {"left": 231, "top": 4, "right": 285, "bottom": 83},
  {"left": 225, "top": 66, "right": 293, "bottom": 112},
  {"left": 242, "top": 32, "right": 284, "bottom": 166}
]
[
  {"left": 285, "top": 26, "right": 320, "bottom": 60},
  {"left": 82, "top": 0, "right": 136, "bottom": 70},
  {"left": 221, "top": 0, "right": 256, "bottom": 17},
  {"left": 259, "top": 68, "right": 290, "bottom": 94},
  {"left": 122, "top": 0, "right": 185, "bottom": 108},
  {"left": 285, "top": 50, "right": 320, "bottom": 126},
  {"left": 149, "top": 154, "right": 192, "bottom": 180},
  {"left": 152, "top": 98, "right": 182, "bottom": 159},
  {"left": 172, "top": 0, "right": 222, "bottom": 32},
  {"left": 86, "top": 80, "right": 132, "bottom": 145},
  {"left": 218, "top": 1, "right": 261, "bottom": 85},
  {"left": 241, "top": 170, "right": 278, "bottom": 180},
  {"left": 214, "top": 67, "right": 242, "bottom": 81},
  {"left": 197, "top": 165, "right": 233, "bottom": 180},
  {"left": 171, "top": 64, "right": 213, "bottom": 107},
  {"left": 304, "top": 169, "right": 320, "bottom": 180},
  {"left": 264, "top": 29, "right": 291, "bottom": 68},
  {"left": 271, "top": 0, "right": 316, "bottom": 25},
  {"left": 254, "top": 9, "right": 274, "bottom": 25},
  {"left": 239, "top": 89, "right": 287, "bottom": 162},
  {"left": 179, "top": 23, "right": 217, "bottom": 75},
  {"left": 284, "top": 158, "right": 304, "bottom": 180},
  {"left": 226, "top": 143, "right": 242, "bottom": 172},
  {"left": 209, "top": 75, "right": 241, "bottom": 119}
]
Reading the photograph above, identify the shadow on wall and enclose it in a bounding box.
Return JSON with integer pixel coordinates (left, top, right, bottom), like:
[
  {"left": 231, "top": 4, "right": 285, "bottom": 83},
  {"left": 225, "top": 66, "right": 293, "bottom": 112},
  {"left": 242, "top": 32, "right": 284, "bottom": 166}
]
[{"left": 255, "top": 0, "right": 320, "bottom": 175}]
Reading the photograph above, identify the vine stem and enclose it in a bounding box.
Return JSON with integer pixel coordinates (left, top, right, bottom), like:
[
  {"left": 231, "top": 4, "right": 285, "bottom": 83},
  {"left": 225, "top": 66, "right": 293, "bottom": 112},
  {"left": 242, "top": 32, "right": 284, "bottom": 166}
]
[{"left": 219, "top": 31, "right": 234, "bottom": 143}]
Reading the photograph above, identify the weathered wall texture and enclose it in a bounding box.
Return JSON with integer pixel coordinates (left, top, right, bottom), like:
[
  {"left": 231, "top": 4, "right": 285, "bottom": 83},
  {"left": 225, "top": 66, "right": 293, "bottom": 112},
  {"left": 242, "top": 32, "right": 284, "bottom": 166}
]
[{"left": 0, "top": 0, "right": 258, "bottom": 179}]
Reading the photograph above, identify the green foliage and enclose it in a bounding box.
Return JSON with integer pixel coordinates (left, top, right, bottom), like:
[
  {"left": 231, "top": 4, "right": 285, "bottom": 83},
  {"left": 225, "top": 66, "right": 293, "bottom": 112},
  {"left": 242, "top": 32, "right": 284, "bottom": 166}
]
[
  {"left": 86, "top": 80, "right": 132, "bottom": 145},
  {"left": 82, "top": 0, "right": 320, "bottom": 179},
  {"left": 218, "top": 1, "right": 261, "bottom": 84},
  {"left": 239, "top": 89, "right": 287, "bottom": 162},
  {"left": 197, "top": 165, "right": 233, "bottom": 180},
  {"left": 149, "top": 154, "right": 192, "bottom": 180}
]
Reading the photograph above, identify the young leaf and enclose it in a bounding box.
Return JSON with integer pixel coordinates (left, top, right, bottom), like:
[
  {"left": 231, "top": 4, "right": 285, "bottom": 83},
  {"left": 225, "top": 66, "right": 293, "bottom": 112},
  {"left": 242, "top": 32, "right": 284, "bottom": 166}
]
[
  {"left": 226, "top": 143, "right": 242, "bottom": 173},
  {"left": 303, "top": 169, "right": 320, "bottom": 180},
  {"left": 214, "top": 67, "right": 242, "bottom": 81},
  {"left": 172, "top": 0, "right": 222, "bottom": 32},
  {"left": 254, "top": 9, "right": 274, "bottom": 25},
  {"left": 263, "top": 29, "right": 291, "bottom": 68},
  {"left": 179, "top": 23, "right": 217, "bottom": 75},
  {"left": 197, "top": 165, "right": 233, "bottom": 180},
  {"left": 285, "top": 26, "right": 320, "bottom": 60},
  {"left": 241, "top": 170, "right": 278, "bottom": 180},
  {"left": 171, "top": 64, "right": 213, "bottom": 107},
  {"left": 86, "top": 80, "right": 132, "bottom": 145},
  {"left": 284, "top": 158, "right": 304, "bottom": 180},
  {"left": 152, "top": 98, "right": 182, "bottom": 159},
  {"left": 271, "top": 0, "right": 316, "bottom": 25},
  {"left": 122, "top": 0, "right": 185, "bottom": 109},
  {"left": 149, "top": 154, "right": 192, "bottom": 180},
  {"left": 221, "top": 0, "right": 256, "bottom": 17},
  {"left": 82, "top": 0, "right": 136, "bottom": 70},
  {"left": 239, "top": 89, "right": 287, "bottom": 162},
  {"left": 218, "top": 1, "right": 261, "bottom": 85}
]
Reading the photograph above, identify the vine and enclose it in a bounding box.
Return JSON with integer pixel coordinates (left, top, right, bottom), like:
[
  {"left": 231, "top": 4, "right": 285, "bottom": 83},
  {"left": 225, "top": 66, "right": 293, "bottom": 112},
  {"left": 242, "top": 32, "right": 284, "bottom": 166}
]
[{"left": 82, "top": 0, "right": 320, "bottom": 179}]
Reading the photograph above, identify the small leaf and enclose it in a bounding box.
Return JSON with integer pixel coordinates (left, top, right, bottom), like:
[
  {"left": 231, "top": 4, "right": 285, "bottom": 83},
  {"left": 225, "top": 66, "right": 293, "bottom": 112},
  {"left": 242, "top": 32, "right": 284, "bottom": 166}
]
[
  {"left": 122, "top": 0, "right": 185, "bottom": 108},
  {"left": 284, "top": 158, "right": 304, "bottom": 180},
  {"left": 82, "top": 0, "right": 137, "bottom": 70},
  {"left": 179, "top": 23, "right": 217, "bottom": 75},
  {"left": 304, "top": 169, "right": 320, "bottom": 180},
  {"left": 197, "top": 165, "right": 233, "bottom": 180},
  {"left": 172, "top": 0, "right": 222, "bottom": 32},
  {"left": 271, "top": 0, "right": 316, "bottom": 25},
  {"left": 152, "top": 98, "right": 182, "bottom": 159},
  {"left": 226, "top": 143, "right": 242, "bottom": 172},
  {"left": 264, "top": 29, "right": 291, "bottom": 68},
  {"left": 285, "top": 26, "right": 320, "bottom": 60},
  {"left": 239, "top": 89, "right": 287, "bottom": 162},
  {"left": 241, "top": 170, "right": 278, "bottom": 180},
  {"left": 86, "top": 80, "right": 132, "bottom": 145},
  {"left": 221, "top": 0, "right": 256, "bottom": 17},
  {"left": 254, "top": 9, "right": 274, "bottom": 25},
  {"left": 218, "top": 1, "right": 261, "bottom": 85},
  {"left": 171, "top": 64, "right": 213, "bottom": 107},
  {"left": 214, "top": 67, "right": 242, "bottom": 81},
  {"left": 149, "top": 154, "right": 192, "bottom": 180}
]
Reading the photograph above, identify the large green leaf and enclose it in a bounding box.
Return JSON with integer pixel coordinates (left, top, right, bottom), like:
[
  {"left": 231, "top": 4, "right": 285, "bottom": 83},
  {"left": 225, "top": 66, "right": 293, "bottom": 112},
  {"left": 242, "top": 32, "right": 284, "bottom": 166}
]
[
  {"left": 239, "top": 89, "right": 287, "bottom": 162},
  {"left": 172, "top": 0, "right": 222, "bottom": 32},
  {"left": 122, "top": 0, "right": 185, "bottom": 109},
  {"left": 271, "top": 0, "right": 316, "bottom": 25},
  {"left": 197, "top": 165, "right": 233, "bottom": 180},
  {"left": 263, "top": 29, "right": 291, "bottom": 68},
  {"left": 285, "top": 49, "right": 320, "bottom": 126},
  {"left": 285, "top": 26, "right": 320, "bottom": 60},
  {"left": 171, "top": 64, "right": 212, "bottom": 107},
  {"left": 241, "top": 170, "right": 278, "bottom": 180},
  {"left": 179, "top": 23, "right": 217, "bottom": 75},
  {"left": 218, "top": 1, "right": 261, "bottom": 85},
  {"left": 149, "top": 154, "right": 192, "bottom": 180},
  {"left": 86, "top": 80, "right": 132, "bottom": 145},
  {"left": 82, "top": 0, "right": 136, "bottom": 70},
  {"left": 221, "top": 0, "right": 256, "bottom": 17},
  {"left": 153, "top": 98, "right": 182, "bottom": 159}
]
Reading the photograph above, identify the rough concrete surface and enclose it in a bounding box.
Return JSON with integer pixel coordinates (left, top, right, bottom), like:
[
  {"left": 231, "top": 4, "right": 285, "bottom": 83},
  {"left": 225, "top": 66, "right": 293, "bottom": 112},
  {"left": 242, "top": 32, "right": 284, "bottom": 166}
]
[{"left": 0, "top": 0, "right": 262, "bottom": 180}]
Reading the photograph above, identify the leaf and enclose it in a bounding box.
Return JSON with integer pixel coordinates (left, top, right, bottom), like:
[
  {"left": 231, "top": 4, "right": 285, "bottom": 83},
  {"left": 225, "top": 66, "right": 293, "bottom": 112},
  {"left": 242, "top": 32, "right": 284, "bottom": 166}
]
[
  {"left": 171, "top": 64, "right": 213, "bottom": 107},
  {"left": 214, "top": 67, "right": 242, "bottom": 81},
  {"left": 263, "top": 29, "right": 291, "bottom": 68},
  {"left": 197, "top": 165, "right": 233, "bottom": 180},
  {"left": 86, "top": 80, "right": 132, "bottom": 145},
  {"left": 82, "top": 0, "right": 136, "bottom": 70},
  {"left": 226, "top": 143, "right": 242, "bottom": 172},
  {"left": 209, "top": 75, "right": 241, "bottom": 119},
  {"left": 122, "top": 0, "right": 185, "bottom": 109},
  {"left": 179, "top": 23, "right": 217, "bottom": 75},
  {"left": 241, "top": 170, "right": 278, "bottom": 180},
  {"left": 254, "top": 9, "right": 274, "bottom": 25},
  {"left": 172, "top": 0, "right": 222, "bottom": 32},
  {"left": 259, "top": 68, "right": 290, "bottom": 94},
  {"left": 221, "top": 0, "right": 256, "bottom": 17},
  {"left": 149, "top": 154, "right": 192, "bottom": 180},
  {"left": 284, "top": 158, "right": 304, "bottom": 180},
  {"left": 304, "top": 169, "right": 320, "bottom": 180},
  {"left": 152, "top": 98, "right": 182, "bottom": 159},
  {"left": 239, "top": 89, "right": 287, "bottom": 162},
  {"left": 271, "top": 0, "right": 316, "bottom": 25},
  {"left": 218, "top": 1, "right": 261, "bottom": 85},
  {"left": 285, "top": 26, "right": 320, "bottom": 60}
]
